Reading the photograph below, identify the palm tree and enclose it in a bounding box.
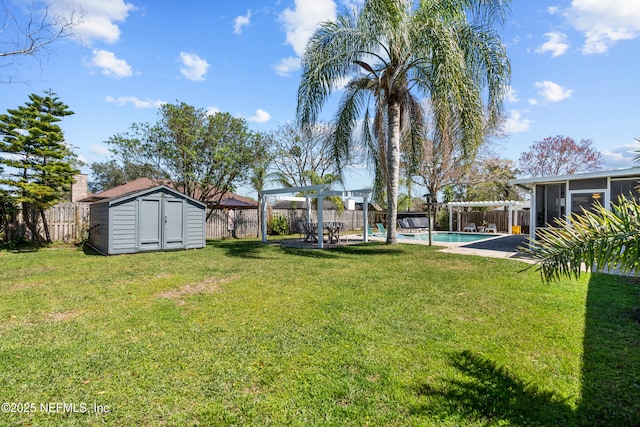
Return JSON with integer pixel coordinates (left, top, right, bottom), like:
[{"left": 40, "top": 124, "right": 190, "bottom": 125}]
[{"left": 297, "top": 0, "right": 511, "bottom": 244}]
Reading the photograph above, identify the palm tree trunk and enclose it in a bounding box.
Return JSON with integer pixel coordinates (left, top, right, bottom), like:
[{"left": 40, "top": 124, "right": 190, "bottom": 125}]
[{"left": 386, "top": 99, "right": 401, "bottom": 244}]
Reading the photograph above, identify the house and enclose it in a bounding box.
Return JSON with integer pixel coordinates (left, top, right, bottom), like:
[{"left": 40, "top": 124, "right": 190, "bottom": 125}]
[
  {"left": 80, "top": 177, "right": 257, "bottom": 209},
  {"left": 509, "top": 167, "right": 640, "bottom": 238},
  {"left": 88, "top": 185, "right": 206, "bottom": 255}
]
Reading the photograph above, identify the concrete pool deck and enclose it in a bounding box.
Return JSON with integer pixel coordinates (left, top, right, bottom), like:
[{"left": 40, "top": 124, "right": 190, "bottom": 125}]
[
  {"left": 273, "top": 232, "right": 535, "bottom": 264},
  {"left": 364, "top": 233, "right": 535, "bottom": 263}
]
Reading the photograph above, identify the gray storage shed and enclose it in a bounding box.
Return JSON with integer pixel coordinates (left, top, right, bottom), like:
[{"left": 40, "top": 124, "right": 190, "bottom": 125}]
[{"left": 89, "top": 185, "right": 206, "bottom": 255}]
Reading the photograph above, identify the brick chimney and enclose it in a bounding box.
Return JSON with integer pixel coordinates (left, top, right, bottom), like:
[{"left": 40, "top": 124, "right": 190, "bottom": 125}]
[{"left": 71, "top": 174, "right": 88, "bottom": 202}]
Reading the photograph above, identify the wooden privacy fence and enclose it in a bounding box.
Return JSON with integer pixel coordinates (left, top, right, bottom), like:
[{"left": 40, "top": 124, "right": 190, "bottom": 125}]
[
  {"left": 3, "top": 203, "right": 373, "bottom": 242},
  {"left": 3, "top": 202, "right": 91, "bottom": 243}
]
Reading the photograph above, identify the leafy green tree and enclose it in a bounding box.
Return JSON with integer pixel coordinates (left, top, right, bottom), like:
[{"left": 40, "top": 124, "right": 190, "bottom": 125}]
[
  {"left": 522, "top": 143, "right": 640, "bottom": 282},
  {"left": 297, "top": 0, "right": 511, "bottom": 244},
  {"left": 0, "top": 188, "right": 18, "bottom": 241},
  {"left": 248, "top": 132, "right": 273, "bottom": 237},
  {"left": 89, "top": 159, "right": 166, "bottom": 193},
  {"left": 0, "top": 91, "right": 79, "bottom": 242},
  {"left": 107, "top": 102, "right": 262, "bottom": 219},
  {"left": 458, "top": 156, "right": 520, "bottom": 202}
]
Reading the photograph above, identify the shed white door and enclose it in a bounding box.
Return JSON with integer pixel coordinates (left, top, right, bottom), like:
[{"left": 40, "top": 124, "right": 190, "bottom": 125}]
[
  {"left": 138, "top": 197, "right": 185, "bottom": 251},
  {"left": 163, "top": 199, "right": 185, "bottom": 249}
]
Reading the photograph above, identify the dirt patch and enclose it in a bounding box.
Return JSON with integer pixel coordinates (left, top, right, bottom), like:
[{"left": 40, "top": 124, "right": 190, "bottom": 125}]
[
  {"left": 157, "top": 276, "right": 232, "bottom": 305},
  {"left": 47, "top": 311, "right": 81, "bottom": 322}
]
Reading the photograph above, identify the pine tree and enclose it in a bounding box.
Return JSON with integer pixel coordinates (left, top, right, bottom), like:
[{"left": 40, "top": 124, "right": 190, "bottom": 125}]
[{"left": 0, "top": 90, "right": 79, "bottom": 243}]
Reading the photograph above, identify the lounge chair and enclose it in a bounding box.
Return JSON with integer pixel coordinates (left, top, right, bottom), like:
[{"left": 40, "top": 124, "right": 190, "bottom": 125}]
[
  {"left": 398, "top": 218, "right": 411, "bottom": 229},
  {"left": 462, "top": 223, "right": 477, "bottom": 232},
  {"left": 407, "top": 217, "right": 429, "bottom": 230},
  {"left": 376, "top": 223, "right": 387, "bottom": 234},
  {"left": 485, "top": 223, "right": 497, "bottom": 233}
]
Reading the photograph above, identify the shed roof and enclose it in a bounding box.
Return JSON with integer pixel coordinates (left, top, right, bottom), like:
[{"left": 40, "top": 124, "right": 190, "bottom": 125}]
[{"left": 93, "top": 185, "right": 206, "bottom": 208}]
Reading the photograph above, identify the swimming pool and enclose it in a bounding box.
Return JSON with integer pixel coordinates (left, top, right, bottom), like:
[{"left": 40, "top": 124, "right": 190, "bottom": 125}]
[{"left": 397, "top": 232, "right": 498, "bottom": 243}]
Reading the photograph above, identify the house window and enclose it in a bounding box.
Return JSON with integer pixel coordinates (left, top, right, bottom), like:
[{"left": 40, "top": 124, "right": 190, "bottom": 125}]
[
  {"left": 570, "top": 192, "right": 605, "bottom": 217},
  {"left": 535, "top": 183, "right": 566, "bottom": 227},
  {"left": 611, "top": 178, "right": 640, "bottom": 204}
]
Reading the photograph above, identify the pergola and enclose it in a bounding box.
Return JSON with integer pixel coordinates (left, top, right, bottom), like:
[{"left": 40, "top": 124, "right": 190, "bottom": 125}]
[
  {"left": 258, "top": 185, "right": 373, "bottom": 248},
  {"left": 446, "top": 200, "right": 528, "bottom": 234}
]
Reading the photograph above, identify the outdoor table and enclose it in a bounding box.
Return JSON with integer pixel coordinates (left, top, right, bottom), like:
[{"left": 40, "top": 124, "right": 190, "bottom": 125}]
[{"left": 307, "top": 222, "right": 344, "bottom": 243}]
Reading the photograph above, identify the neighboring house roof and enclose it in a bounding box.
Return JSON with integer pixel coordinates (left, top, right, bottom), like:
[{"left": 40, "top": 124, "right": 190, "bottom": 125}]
[
  {"left": 81, "top": 177, "right": 257, "bottom": 208},
  {"left": 509, "top": 167, "right": 640, "bottom": 190}
]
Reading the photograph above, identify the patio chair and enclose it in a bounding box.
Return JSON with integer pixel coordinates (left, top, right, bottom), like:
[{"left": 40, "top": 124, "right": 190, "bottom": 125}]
[
  {"left": 376, "top": 223, "right": 387, "bottom": 234},
  {"left": 398, "top": 218, "right": 411, "bottom": 230},
  {"left": 485, "top": 223, "right": 498, "bottom": 233},
  {"left": 407, "top": 217, "right": 429, "bottom": 230},
  {"left": 462, "top": 223, "right": 477, "bottom": 232},
  {"left": 302, "top": 222, "right": 316, "bottom": 242}
]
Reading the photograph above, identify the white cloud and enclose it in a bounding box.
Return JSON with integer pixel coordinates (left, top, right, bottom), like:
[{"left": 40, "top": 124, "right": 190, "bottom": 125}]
[
  {"left": 248, "top": 109, "right": 271, "bottom": 123},
  {"left": 206, "top": 106, "right": 221, "bottom": 116},
  {"left": 565, "top": 0, "right": 640, "bottom": 54},
  {"left": 276, "top": 0, "right": 336, "bottom": 76},
  {"left": 505, "top": 86, "right": 519, "bottom": 103},
  {"left": 48, "top": 0, "right": 136, "bottom": 44},
  {"left": 533, "top": 81, "right": 573, "bottom": 103},
  {"left": 90, "top": 144, "right": 111, "bottom": 156},
  {"left": 547, "top": 6, "right": 559, "bottom": 14},
  {"left": 179, "top": 52, "right": 210, "bottom": 82},
  {"left": 85, "top": 49, "right": 132, "bottom": 78},
  {"left": 280, "top": 0, "right": 336, "bottom": 56},
  {"left": 535, "top": 32, "right": 569, "bottom": 57},
  {"left": 105, "top": 96, "right": 165, "bottom": 109},
  {"left": 234, "top": 10, "right": 251, "bottom": 35},
  {"left": 274, "top": 56, "right": 301, "bottom": 77},
  {"left": 602, "top": 141, "right": 640, "bottom": 168},
  {"left": 505, "top": 110, "right": 533, "bottom": 134}
]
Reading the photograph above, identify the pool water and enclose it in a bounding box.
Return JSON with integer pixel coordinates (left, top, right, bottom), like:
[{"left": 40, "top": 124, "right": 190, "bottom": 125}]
[{"left": 397, "top": 232, "right": 497, "bottom": 243}]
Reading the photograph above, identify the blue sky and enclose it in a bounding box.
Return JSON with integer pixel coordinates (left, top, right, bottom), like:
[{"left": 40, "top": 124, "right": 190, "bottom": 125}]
[{"left": 2, "top": 0, "right": 640, "bottom": 196}]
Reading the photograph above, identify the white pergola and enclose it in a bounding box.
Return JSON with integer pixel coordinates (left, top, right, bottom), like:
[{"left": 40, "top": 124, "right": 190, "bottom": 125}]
[
  {"left": 446, "top": 200, "right": 528, "bottom": 234},
  {"left": 258, "top": 185, "right": 373, "bottom": 248}
]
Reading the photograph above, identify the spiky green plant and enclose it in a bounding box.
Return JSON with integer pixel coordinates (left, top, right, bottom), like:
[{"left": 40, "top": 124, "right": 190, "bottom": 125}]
[{"left": 520, "top": 197, "right": 640, "bottom": 282}]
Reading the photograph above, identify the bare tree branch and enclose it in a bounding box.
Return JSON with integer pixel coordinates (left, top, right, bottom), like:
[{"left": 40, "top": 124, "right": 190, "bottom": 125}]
[{"left": 0, "top": 0, "right": 81, "bottom": 80}]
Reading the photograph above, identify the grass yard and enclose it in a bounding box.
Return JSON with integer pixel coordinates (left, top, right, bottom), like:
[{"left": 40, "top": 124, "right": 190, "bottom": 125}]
[{"left": 0, "top": 239, "right": 638, "bottom": 426}]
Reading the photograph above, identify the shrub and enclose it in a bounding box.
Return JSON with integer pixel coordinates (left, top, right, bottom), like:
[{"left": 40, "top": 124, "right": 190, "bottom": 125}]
[{"left": 267, "top": 215, "right": 288, "bottom": 235}]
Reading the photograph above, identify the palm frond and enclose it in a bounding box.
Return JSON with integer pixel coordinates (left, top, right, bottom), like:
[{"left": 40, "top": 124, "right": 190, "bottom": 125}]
[
  {"left": 331, "top": 78, "right": 375, "bottom": 172},
  {"left": 520, "top": 196, "right": 640, "bottom": 282}
]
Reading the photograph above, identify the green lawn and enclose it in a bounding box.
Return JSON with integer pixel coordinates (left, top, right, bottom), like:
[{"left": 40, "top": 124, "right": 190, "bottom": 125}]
[{"left": 0, "top": 239, "right": 638, "bottom": 426}]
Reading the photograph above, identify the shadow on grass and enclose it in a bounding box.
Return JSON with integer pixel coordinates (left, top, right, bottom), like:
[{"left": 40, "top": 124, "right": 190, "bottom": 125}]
[
  {"left": 414, "top": 274, "right": 640, "bottom": 426},
  {"left": 80, "top": 243, "right": 103, "bottom": 256},
  {"left": 0, "top": 239, "right": 43, "bottom": 253},
  {"left": 577, "top": 273, "right": 640, "bottom": 425},
  {"left": 279, "top": 242, "right": 408, "bottom": 259},
  {"left": 206, "top": 239, "right": 272, "bottom": 259},
  {"left": 328, "top": 242, "right": 407, "bottom": 257},
  {"left": 413, "top": 350, "right": 575, "bottom": 425}
]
